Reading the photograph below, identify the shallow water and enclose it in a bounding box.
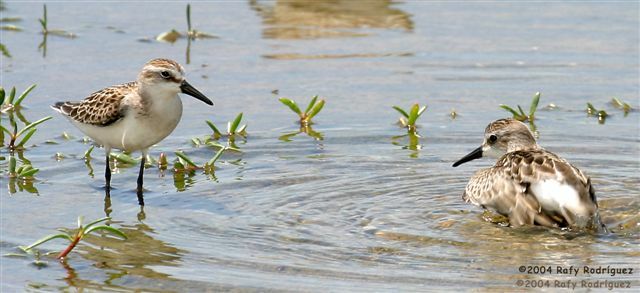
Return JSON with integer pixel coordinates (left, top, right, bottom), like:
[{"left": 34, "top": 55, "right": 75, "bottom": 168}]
[{"left": 1, "top": 1, "right": 639, "bottom": 291}]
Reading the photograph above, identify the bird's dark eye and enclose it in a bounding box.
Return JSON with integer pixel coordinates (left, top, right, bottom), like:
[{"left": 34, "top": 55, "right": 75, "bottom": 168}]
[
  {"left": 160, "top": 71, "right": 171, "bottom": 79},
  {"left": 488, "top": 134, "right": 498, "bottom": 143}
]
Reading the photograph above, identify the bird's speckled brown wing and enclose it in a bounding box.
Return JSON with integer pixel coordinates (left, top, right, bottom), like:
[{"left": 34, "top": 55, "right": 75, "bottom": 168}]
[
  {"left": 52, "top": 82, "right": 137, "bottom": 126},
  {"left": 496, "top": 149, "right": 596, "bottom": 206}
]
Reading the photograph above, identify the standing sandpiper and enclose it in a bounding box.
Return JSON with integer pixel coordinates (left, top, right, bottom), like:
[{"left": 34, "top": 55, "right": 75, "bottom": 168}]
[
  {"left": 52, "top": 58, "right": 213, "bottom": 200},
  {"left": 452, "top": 118, "right": 605, "bottom": 231}
]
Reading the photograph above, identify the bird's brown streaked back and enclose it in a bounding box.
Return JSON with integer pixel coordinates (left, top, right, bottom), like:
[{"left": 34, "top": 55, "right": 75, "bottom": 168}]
[{"left": 52, "top": 82, "right": 136, "bottom": 126}]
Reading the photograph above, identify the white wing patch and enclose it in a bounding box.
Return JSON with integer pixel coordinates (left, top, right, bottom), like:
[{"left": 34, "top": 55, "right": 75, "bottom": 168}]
[{"left": 530, "top": 179, "right": 585, "bottom": 216}]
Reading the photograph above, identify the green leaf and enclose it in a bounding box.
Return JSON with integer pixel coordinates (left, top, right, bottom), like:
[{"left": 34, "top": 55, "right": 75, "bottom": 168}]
[
  {"left": 83, "top": 217, "right": 111, "bottom": 230},
  {"left": 407, "top": 104, "right": 420, "bottom": 125},
  {"left": 279, "top": 98, "right": 302, "bottom": 115},
  {"left": 156, "top": 29, "right": 181, "bottom": 43},
  {"left": 186, "top": 4, "right": 192, "bottom": 31},
  {"left": 0, "top": 124, "right": 12, "bottom": 135},
  {"left": 304, "top": 95, "right": 318, "bottom": 115},
  {"left": 611, "top": 97, "right": 632, "bottom": 113},
  {"left": 586, "top": 103, "right": 597, "bottom": 115},
  {"left": 529, "top": 92, "right": 540, "bottom": 117},
  {"left": 77, "top": 216, "right": 84, "bottom": 229},
  {"left": 306, "top": 99, "right": 325, "bottom": 121},
  {"left": 19, "top": 168, "right": 39, "bottom": 178},
  {"left": 16, "top": 128, "right": 36, "bottom": 147},
  {"left": 111, "top": 153, "right": 138, "bottom": 164},
  {"left": 84, "top": 225, "right": 127, "bottom": 240},
  {"left": 611, "top": 97, "right": 624, "bottom": 108},
  {"left": 392, "top": 106, "right": 410, "bottom": 118},
  {"left": 43, "top": 5, "right": 47, "bottom": 21},
  {"left": 207, "top": 146, "right": 227, "bottom": 166},
  {"left": 14, "top": 84, "right": 37, "bottom": 106},
  {"left": 417, "top": 105, "right": 427, "bottom": 117},
  {"left": 175, "top": 151, "right": 198, "bottom": 167},
  {"left": 205, "top": 141, "right": 226, "bottom": 149},
  {"left": 8, "top": 87, "right": 15, "bottom": 104},
  {"left": 229, "top": 112, "right": 243, "bottom": 134},
  {"left": 205, "top": 120, "right": 222, "bottom": 137},
  {"left": 500, "top": 104, "right": 520, "bottom": 117},
  {"left": 0, "top": 44, "right": 11, "bottom": 58},
  {"left": 236, "top": 124, "right": 247, "bottom": 134},
  {"left": 16, "top": 164, "right": 25, "bottom": 174},
  {"left": 398, "top": 117, "right": 408, "bottom": 127},
  {"left": 226, "top": 146, "right": 241, "bottom": 152},
  {"left": 517, "top": 105, "right": 526, "bottom": 117},
  {"left": 23, "top": 233, "right": 73, "bottom": 251},
  {"left": 0, "top": 87, "right": 5, "bottom": 104},
  {"left": 15, "top": 116, "right": 52, "bottom": 138},
  {"left": 84, "top": 146, "right": 95, "bottom": 159},
  {"left": 9, "top": 156, "right": 16, "bottom": 174}
]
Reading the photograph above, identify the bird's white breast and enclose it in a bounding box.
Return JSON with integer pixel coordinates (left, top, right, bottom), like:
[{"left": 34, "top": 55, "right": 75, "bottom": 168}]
[{"left": 72, "top": 94, "right": 183, "bottom": 152}]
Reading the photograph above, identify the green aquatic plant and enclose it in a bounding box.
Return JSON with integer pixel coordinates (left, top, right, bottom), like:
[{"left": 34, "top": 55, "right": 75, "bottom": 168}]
[
  {"left": 1, "top": 84, "right": 37, "bottom": 110},
  {"left": 158, "top": 152, "right": 168, "bottom": 170},
  {"left": 0, "top": 43, "right": 10, "bottom": 57},
  {"left": 21, "top": 216, "right": 126, "bottom": 260},
  {"left": 7, "top": 155, "right": 39, "bottom": 179},
  {"left": 279, "top": 96, "right": 325, "bottom": 126},
  {"left": 174, "top": 145, "right": 235, "bottom": 174},
  {"left": 1, "top": 15, "right": 23, "bottom": 33},
  {"left": 38, "top": 4, "right": 74, "bottom": 38},
  {"left": 0, "top": 17, "right": 22, "bottom": 23},
  {"left": 450, "top": 108, "right": 458, "bottom": 120},
  {"left": 157, "top": 4, "right": 217, "bottom": 44},
  {"left": 109, "top": 151, "right": 138, "bottom": 165},
  {"left": 586, "top": 103, "right": 608, "bottom": 124},
  {"left": 185, "top": 4, "right": 216, "bottom": 40},
  {"left": 610, "top": 97, "right": 633, "bottom": 116},
  {"left": 37, "top": 4, "right": 75, "bottom": 57},
  {"left": 500, "top": 92, "right": 540, "bottom": 122},
  {"left": 393, "top": 103, "right": 427, "bottom": 133},
  {"left": 4, "top": 153, "right": 39, "bottom": 194},
  {"left": 1, "top": 24, "right": 21, "bottom": 31},
  {"left": 1, "top": 115, "right": 52, "bottom": 150},
  {"left": 205, "top": 112, "right": 247, "bottom": 140}
]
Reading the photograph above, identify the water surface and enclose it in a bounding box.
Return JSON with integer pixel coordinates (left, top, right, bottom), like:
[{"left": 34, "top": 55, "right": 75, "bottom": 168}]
[{"left": 1, "top": 1, "right": 639, "bottom": 291}]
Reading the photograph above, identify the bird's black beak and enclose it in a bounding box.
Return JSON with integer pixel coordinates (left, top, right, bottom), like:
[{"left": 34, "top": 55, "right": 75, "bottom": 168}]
[
  {"left": 452, "top": 146, "right": 483, "bottom": 167},
  {"left": 180, "top": 80, "right": 213, "bottom": 106}
]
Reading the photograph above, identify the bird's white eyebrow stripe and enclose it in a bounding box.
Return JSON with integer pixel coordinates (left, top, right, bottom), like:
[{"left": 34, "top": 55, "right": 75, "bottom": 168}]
[{"left": 146, "top": 65, "right": 174, "bottom": 72}]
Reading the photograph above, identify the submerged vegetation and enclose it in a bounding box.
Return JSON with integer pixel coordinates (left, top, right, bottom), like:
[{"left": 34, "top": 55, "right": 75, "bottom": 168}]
[
  {"left": 0, "top": 43, "right": 10, "bottom": 57},
  {"left": 279, "top": 96, "right": 325, "bottom": 126},
  {"left": 586, "top": 103, "right": 609, "bottom": 124},
  {"left": 500, "top": 92, "right": 540, "bottom": 122},
  {"left": 610, "top": 97, "right": 633, "bottom": 116},
  {"left": 21, "top": 216, "right": 126, "bottom": 260}
]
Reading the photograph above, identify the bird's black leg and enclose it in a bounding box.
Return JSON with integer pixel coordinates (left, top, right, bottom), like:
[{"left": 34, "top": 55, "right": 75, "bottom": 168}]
[
  {"left": 136, "top": 155, "right": 146, "bottom": 206},
  {"left": 105, "top": 153, "right": 112, "bottom": 194}
]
